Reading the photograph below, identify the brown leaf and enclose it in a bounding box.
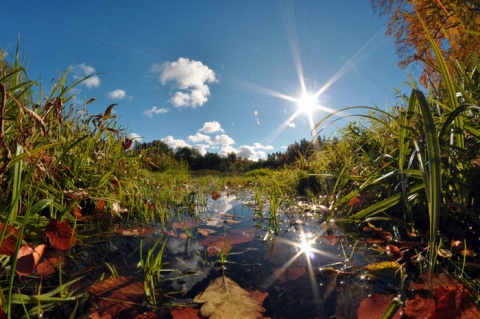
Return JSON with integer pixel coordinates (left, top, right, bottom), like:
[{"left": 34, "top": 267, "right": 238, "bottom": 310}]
[
  {"left": 16, "top": 244, "right": 45, "bottom": 276},
  {"left": 405, "top": 273, "right": 480, "bottom": 319},
  {"left": 88, "top": 276, "right": 156, "bottom": 319},
  {"left": 357, "top": 294, "right": 402, "bottom": 319},
  {"left": 36, "top": 254, "right": 66, "bottom": 277},
  {"left": 170, "top": 307, "right": 201, "bottom": 319},
  {"left": 44, "top": 219, "right": 77, "bottom": 250},
  {"left": 0, "top": 223, "right": 23, "bottom": 256},
  {"left": 64, "top": 188, "right": 88, "bottom": 200},
  {"left": 198, "top": 228, "right": 216, "bottom": 237},
  {"left": 211, "top": 191, "right": 221, "bottom": 200},
  {"left": 273, "top": 267, "right": 306, "bottom": 284},
  {"left": 193, "top": 276, "right": 266, "bottom": 319},
  {"left": 96, "top": 198, "right": 106, "bottom": 212}
]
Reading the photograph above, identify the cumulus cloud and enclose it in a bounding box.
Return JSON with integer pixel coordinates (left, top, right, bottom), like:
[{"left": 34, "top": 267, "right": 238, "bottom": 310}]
[
  {"left": 108, "top": 89, "right": 127, "bottom": 100},
  {"left": 252, "top": 143, "right": 274, "bottom": 150},
  {"left": 188, "top": 133, "right": 211, "bottom": 144},
  {"left": 194, "top": 144, "right": 209, "bottom": 156},
  {"left": 218, "top": 144, "right": 237, "bottom": 158},
  {"left": 150, "top": 57, "right": 217, "bottom": 108},
  {"left": 144, "top": 106, "right": 168, "bottom": 118},
  {"left": 213, "top": 134, "right": 235, "bottom": 145},
  {"left": 237, "top": 144, "right": 270, "bottom": 161},
  {"left": 199, "top": 121, "right": 224, "bottom": 134},
  {"left": 128, "top": 133, "right": 142, "bottom": 143},
  {"left": 161, "top": 136, "right": 190, "bottom": 149},
  {"left": 70, "top": 63, "right": 100, "bottom": 88},
  {"left": 237, "top": 146, "right": 256, "bottom": 160}
]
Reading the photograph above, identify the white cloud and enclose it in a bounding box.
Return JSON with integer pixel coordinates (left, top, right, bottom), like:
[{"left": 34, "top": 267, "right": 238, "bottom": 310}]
[
  {"left": 237, "top": 146, "right": 256, "bottom": 160},
  {"left": 128, "top": 133, "right": 142, "bottom": 143},
  {"left": 188, "top": 133, "right": 211, "bottom": 144},
  {"left": 288, "top": 122, "right": 296, "bottom": 128},
  {"left": 252, "top": 143, "right": 274, "bottom": 150},
  {"left": 218, "top": 144, "right": 237, "bottom": 158},
  {"left": 194, "top": 144, "right": 210, "bottom": 156},
  {"left": 144, "top": 106, "right": 168, "bottom": 118},
  {"left": 108, "top": 89, "right": 127, "bottom": 100},
  {"left": 151, "top": 57, "right": 217, "bottom": 108},
  {"left": 237, "top": 145, "right": 269, "bottom": 161},
  {"left": 213, "top": 134, "right": 235, "bottom": 145},
  {"left": 70, "top": 63, "right": 100, "bottom": 88},
  {"left": 199, "top": 121, "right": 224, "bottom": 134},
  {"left": 161, "top": 136, "right": 190, "bottom": 149}
]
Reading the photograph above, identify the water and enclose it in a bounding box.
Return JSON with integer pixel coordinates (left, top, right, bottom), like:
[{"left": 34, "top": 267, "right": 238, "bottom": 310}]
[{"left": 156, "top": 190, "right": 376, "bottom": 318}]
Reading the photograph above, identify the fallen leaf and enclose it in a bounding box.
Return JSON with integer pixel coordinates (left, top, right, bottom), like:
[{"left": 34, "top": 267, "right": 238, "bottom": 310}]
[
  {"left": 96, "top": 198, "right": 106, "bottom": 212},
  {"left": 88, "top": 276, "right": 156, "bottom": 319},
  {"left": 0, "top": 223, "right": 23, "bottom": 256},
  {"left": 36, "top": 254, "right": 66, "bottom": 277},
  {"left": 405, "top": 273, "right": 480, "bottom": 319},
  {"left": 16, "top": 244, "right": 45, "bottom": 276},
  {"left": 211, "top": 191, "right": 221, "bottom": 200},
  {"left": 63, "top": 188, "right": 88, "bottom": 200},
  {"left": 44, "top": 219, "right": 77, "bottom": 250},
  {"left": 170, "top": 307, "right": 201, "bottom": 319},
  {"left": 193, "top": 276, "right": 266, "bottom": 319},
  {"left": 357, "top": 294, "right": 402, "bottom": 319},
  {"left": 198, "top": 228, "right": 216, "bottom": 237},
  {"left": 273, "top": 266, "right": 306, "bottom": 284}
]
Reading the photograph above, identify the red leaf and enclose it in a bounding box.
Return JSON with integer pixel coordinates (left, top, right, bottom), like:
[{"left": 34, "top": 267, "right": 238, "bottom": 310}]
[
  {"left": 211, "top": 191, "right": 221, "bottom": 200},
  {"left": 44, "top": 220, "right": 77, "bottom": 250},
  {"left": 36, "top": 254, "right": 66, "bottom": 277},
  {"left": 170, "top": 307, "right": 201, "bottom": 319},
  {"left": 16, "top": 244, "right": 45, "bottom": 277},
  {"left": 0, "top": 223, "right": 23, "bottom": 256},
  {"left": 273, "top": 266, "right": 306, "bottom": 284},
  {"left": 122, "top": 137, "right": 133, "bottom": 150},
  {"left": 96, "top": 198, "right": 106, "bottom": 212},
  {"left": 348, "top": 193, "right": 365, "bottom": 207},
  {"left": 357, "top": 294, "right": 402, "bottom": 319}
]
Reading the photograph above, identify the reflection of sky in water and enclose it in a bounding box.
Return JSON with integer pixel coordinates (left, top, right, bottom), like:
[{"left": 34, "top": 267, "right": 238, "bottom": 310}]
[{"left": 166, "top": 236, "right": 213, "bottom": 292}]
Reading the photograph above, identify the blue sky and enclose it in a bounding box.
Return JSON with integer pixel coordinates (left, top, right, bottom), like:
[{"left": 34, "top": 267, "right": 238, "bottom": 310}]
[{"left": 1, "top": 1, "right": 412, "bottom": 160}]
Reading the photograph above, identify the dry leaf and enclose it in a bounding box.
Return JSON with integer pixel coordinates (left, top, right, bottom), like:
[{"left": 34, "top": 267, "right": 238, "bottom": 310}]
[
  {"left": 44, "top": 219, "right": 77, "bottom": 250},
  {"left": 16, "top": 244, "right": 45, "bottom": 276},
  {"left": 211, "top": 191, "right": 221, "bottom": 200},
  {"left": 0, "top": 223, "right": 23, "bottom": 256},
  {"left": 170, "top": 307, "right": 201, "bottom": 319},
  {"left": 198, "top": 228, "right": 216, "bottom": 237},
  {"left": 88, "top": 276, "right": 156, "bottom": 319},
  {"left": 357, "top": 294, "right": 402, "bottom": 319},
  {"left": 193, "top": 276, "right": 266, "bottom": 319}
]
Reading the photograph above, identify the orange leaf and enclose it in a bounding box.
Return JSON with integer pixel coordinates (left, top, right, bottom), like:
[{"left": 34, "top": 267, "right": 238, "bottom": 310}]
[
  {"left": 0, "top": 223, "right": 23, "bottom": 256},
  {"left": 16, "top": 244, "right": 45, "bottom": 276},
  {"left": 211, "top": 191, "right": 221, "bottom": 200},
  {"left": 36, "top": 255, "right": 66, "bottom": 277},
  {"left": 44, "top": 219, "right": 77, "bottom": 250},
  {"left": 72, "top": 204, "right": 82, "bottom": 219},
  {"left": 357, "top": 294, "right": 402, "bottom": 319},
  {"left": 170, "top": 307, "right": 201, "bottom": 319},
  {"left": 96, "top": 198, "right": 106, "bottom": 212}
]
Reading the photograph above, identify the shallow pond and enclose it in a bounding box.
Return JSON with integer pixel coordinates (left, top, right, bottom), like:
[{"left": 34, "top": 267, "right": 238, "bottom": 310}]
[{"left": 144, "top": 189, "right": 400, "bottom": 319}]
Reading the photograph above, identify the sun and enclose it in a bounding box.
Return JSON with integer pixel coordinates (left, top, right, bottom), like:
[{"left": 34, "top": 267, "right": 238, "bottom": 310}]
[{"left": 296, "top": 93, "right": 319, "bottom": 116}]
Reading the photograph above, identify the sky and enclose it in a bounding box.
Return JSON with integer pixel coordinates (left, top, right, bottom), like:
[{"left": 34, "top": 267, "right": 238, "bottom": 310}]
[{"left": 1, "top": 1, "right": 413, "bottom": 161}]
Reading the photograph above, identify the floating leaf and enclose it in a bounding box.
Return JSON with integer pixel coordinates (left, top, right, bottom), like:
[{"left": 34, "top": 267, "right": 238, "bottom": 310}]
[
  {"left": 193, "top": 276, "right": 266, "bottom": 319},
  {"left": 16, "top": 244, "right": 45, "bottom": 277},
  {"left": 198, "top": 228, "right": 216, "bottom": 237},
  {"left": 273, "top": 266, "right": 306, "bottom": 284},
  {"left": 170, "top": 307, "right": 201, "bottom": 319},
  {"left": 115, "top": 226, "right": 153, "bottom": 237},
  {"left": 44, "top": 219, "right": 77, "bottom": 250},
  {"left": 211, "top": 191, "right": 221, "bottom": 200},
  {"left": 88, "top": 276, "right": 156, "bottom": 319},
  {"left": 357, "top": 294, "right": 402, "bottom": 319},
  {"left": 0, "top": 223, "right": 23, "bottom": 256},
  {"left": 405, "top": 273, "right": 480, "bottom": 319}
]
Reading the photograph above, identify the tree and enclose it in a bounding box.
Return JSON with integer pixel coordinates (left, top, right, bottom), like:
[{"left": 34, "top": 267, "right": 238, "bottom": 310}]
[{"left": 371, "top": 0, "right": 480, "bottom": 85}]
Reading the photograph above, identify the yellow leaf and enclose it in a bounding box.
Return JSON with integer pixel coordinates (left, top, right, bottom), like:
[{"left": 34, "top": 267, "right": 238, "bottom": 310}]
[{"left": 194, "top": 276, "right": 266, "bottom": 319}]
